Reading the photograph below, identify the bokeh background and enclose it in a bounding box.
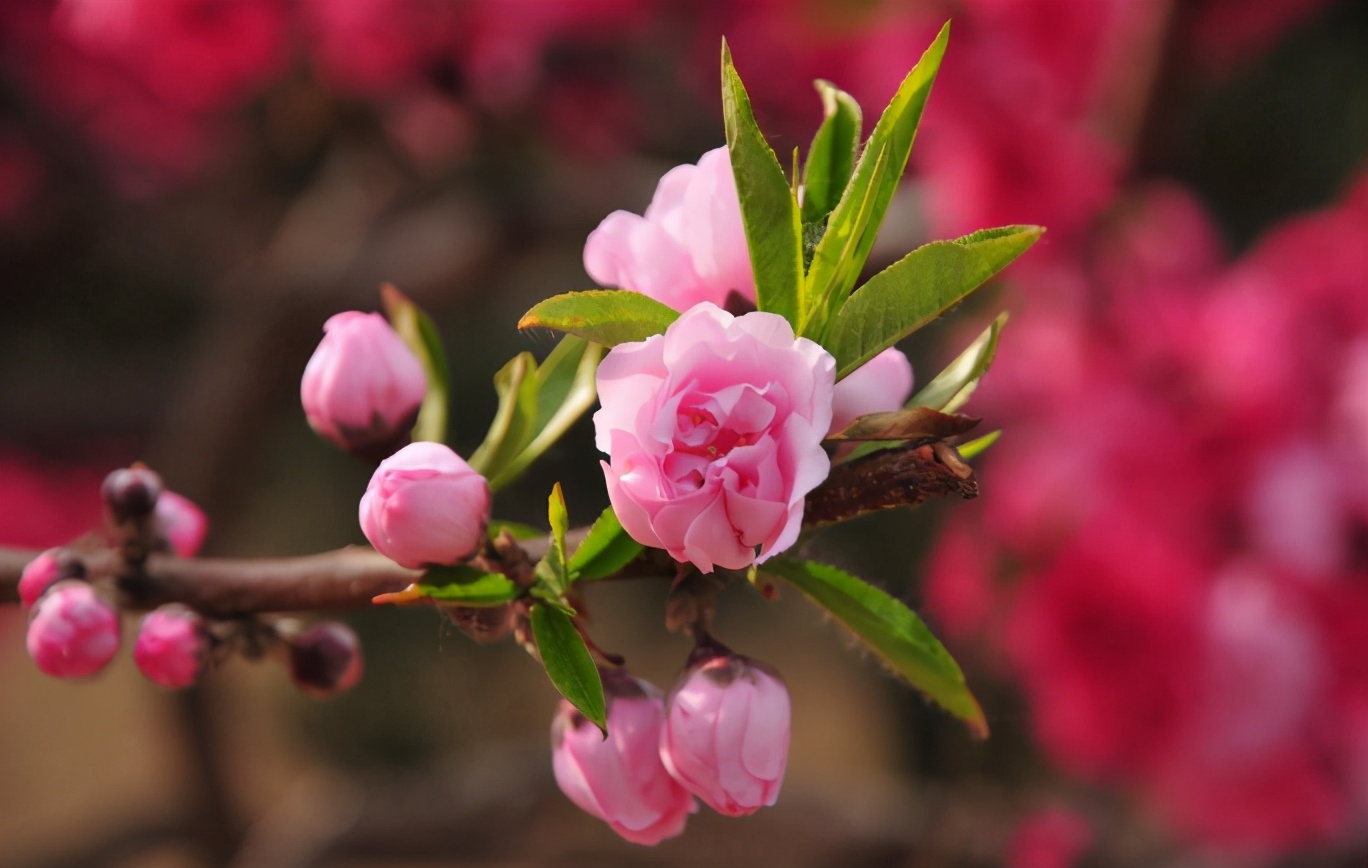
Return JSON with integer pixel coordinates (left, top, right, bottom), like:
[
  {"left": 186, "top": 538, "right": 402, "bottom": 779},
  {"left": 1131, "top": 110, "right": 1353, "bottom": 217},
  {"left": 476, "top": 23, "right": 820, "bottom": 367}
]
[{"left": 2, "top": 0, "right": 1367, "bottom": 866}]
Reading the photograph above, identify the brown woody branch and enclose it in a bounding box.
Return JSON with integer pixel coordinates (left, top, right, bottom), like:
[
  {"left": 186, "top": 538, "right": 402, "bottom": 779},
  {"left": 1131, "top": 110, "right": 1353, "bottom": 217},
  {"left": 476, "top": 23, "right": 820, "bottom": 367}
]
[{"left": 0, "top": 444, "right": 975, "bottom": 615}]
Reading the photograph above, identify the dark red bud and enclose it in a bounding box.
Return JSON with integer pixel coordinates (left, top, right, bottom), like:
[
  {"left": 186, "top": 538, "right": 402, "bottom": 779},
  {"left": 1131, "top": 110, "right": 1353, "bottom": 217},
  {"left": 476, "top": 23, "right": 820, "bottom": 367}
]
[
  {"left": 102, "top": 465, "right": 164, "bottom": 521},
  {"left": 287, "top": 622, "right": 364, "bottom": 698}
]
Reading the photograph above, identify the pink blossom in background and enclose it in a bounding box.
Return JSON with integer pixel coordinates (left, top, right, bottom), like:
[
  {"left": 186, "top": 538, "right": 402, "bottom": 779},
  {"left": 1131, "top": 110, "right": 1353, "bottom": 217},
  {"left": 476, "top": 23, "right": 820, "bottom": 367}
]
[
  {"left": 593, "top": 303, "right": 834, "bottom": 572},
  {"left": 1184, "top": 0, "right": 1333, "bottom": 77},
  {"left": 26, "top": 580, "right": 121, "bottom": 679},
  {"left": 584, "top": 147, "right": 755, "bottom": 312},
  {"left": 155, "top": 490, "right": 209, "bottom": 558},
  {"left": 551, "top": 670, "right": 696, "bottom": 846},
  {"left": 1005, "top": 807, "right": 1092, "bottom": 868},
  {"left": 927, "top": 175, "right": 1368, "bottom": 857},
  {"left": 0, "top": 448, "right": 105, "bottom": 549},
  {"left": 300, "top": 0, "right": 459, "bottom": 98},
  {"left": 133, "top": 606, "right": 209, "bottom": 690}
]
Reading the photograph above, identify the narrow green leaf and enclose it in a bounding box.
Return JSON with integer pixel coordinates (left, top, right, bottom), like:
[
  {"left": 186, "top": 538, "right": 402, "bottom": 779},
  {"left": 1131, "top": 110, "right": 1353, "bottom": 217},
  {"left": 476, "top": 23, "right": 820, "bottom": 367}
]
[
  {"left": 829, "top": 225, "right": 1044, "bottom": 378},
  {"left": 381, "top": 283, "right": 450, "bottom": 443},
  {"left": 468, "top": 352, "right": 538, "bottom": 481},
  {"left": 911, "top": 312, "right": 1008, "bottom": 413},
  {"left": 412, "top": 566, "right": 519, "bottom": 606},
  {"left": 956, "top": 429, "right": 1001, "bottom": 460},
  {"left": 804, "top": 23, "right": 951, "bottom": 340},
  {"left": 531, "top": 483, "right": 572, "bottom": 600},
  {"left": 568, "top": 508, "right": 645, "bottom": 582},
  {"left": 531, "top": 603, "right": 607, "bottom": 732},
  {"left": 519, "top": 290, "right": 678, "bottom": 347},
  {"left": 548, "top": 483, "right": 569, "bottom": 563},
  {"left": 722, "top": 39, "right": 805, "bottom": 325},
  {"left": 487, "top": 337, "right": 604, "bottom": 491},
  {"left": 827, "top": 407, "right": 979, "bottom": 442},
  {"left": 764, "top": 559, "right": 987, "bottom": 737},
  {"left": 801, "top": 80, "right": 862, "bottom": 225}
]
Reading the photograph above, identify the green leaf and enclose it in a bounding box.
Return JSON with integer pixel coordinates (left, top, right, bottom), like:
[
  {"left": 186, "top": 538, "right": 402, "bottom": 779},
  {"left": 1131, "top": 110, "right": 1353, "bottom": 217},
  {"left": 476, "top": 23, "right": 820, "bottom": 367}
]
[
  {"left": 803, "top": 23, "right": 950, "bottom": 340},
  {"left": 411, "top": 566, "right": 519, "bottom": 606},
  {"left": 956, "top": 429, "right": 1000, "bottom": 460},
  {"left": 530, "top": 603, "right": 607, "bottom": 733},
  {"left": 764, "top": 559, "right": 987, "bottom": 737},
  {"left": 827, "top": 407, "right": 979, "bottom": 442},
  {"left": 468, "top": 352, "right": 538, "bottom": 481},
  {"left": 829, "top": 225, "right": 1044, "bottom": 378},
  {"left": 801, "top": 80, "right": 862, "bottom": 225},
  {"left": 381, "top": 283, "right": 450, "bottom": 443},
  {"left": 531, "top": 483, "right": 572, "bottom": 601},
  {"left": 910, "top": 312, "right": 1008, "bottom": 413},
  {"left": 519, "top": 290, "right": 678, "bottom": 347},
  {"left": 722, "top": 40, "right": 805, "bottom": 325},
  {"left": 568, "top": 508, "right": 645, "bottom": 582},
  {"left": 487, "top": 336, "right": 604, "bottom": 491}
]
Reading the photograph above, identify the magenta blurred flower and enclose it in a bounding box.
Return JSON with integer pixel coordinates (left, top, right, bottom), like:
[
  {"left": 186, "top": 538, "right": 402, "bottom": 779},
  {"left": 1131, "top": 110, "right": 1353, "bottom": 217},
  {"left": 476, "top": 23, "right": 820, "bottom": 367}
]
[
  {"left": 584, "top": 147, "right": 755, "bottom": 312},
  {"left": 359, "top": 441, "right": 490, "bottom": 569},
  {"left": 829, "top": 347, "right": 914, "bottom": 434},
  {"left": 552, "top": 670, "right": 697, "bottom": 846},
  {"left": 18, "top": 550, "right": 64, "bottom": 609},
  {"left": 1005, "top": 807, "right": 1092, "bottom": 868},
  {"left": 155, "top": 490, "right": 209, "bottom": 558},
  {"left": 301, "top": 311, "right": 428, "bottom": 459},
  {"left": 26, "top": 580, "right": 121, "bottom": 679},
  {"left": 133, "top": 606, "right": 209, "bottom": 689},
  {"left": 594, "top": 303, "right": 834, "bottom": 572},
  {"left": 659, "top": 649, "right": 790, "bottom": 816}
]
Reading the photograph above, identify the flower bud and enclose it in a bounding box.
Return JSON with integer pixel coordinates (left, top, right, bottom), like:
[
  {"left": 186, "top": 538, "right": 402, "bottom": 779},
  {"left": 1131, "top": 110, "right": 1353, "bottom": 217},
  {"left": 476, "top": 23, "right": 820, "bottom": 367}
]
[
  {"left": 300, "top": 311, "right": 427, "bottom": 459},
  {"left": 659, "top": 649, "right": 791, "bottom": 816},
  {"left": 552, "top": 670, "right": 697, "bottom": 845},
  {"left": 134, "top": 606, "right": 211, "bottom": 689},
  {"left": 155, "top": 490, "right": 209, "bottom": 557},
  {"left": 26, "top": 580, "right": 121, "bottom": 679},
  {"left": 287, "top": 622, "right": 364, "bottom": 698},
  {"left": 18, "top": 548, "right": 85, "bottom": 608},
  {"left": 829, "top": 347, "right": 915, "bottom": 434},
  {"left": 359, "top": 441, "right": 491, "bottom": 569},
  {"left": 102, "top": 465, "right": 163, "bottom": 521}
]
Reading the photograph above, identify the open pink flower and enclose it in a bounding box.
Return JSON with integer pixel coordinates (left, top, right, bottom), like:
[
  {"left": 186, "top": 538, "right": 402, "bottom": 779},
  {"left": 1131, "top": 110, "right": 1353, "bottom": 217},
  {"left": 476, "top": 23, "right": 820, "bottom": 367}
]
[
  {"left": 584, "top": 146, "right": 755, "bottom": 312},
  {"left": 594, "top": 303, "right": 834, "bottom": 572},
  {"left": 552, "top": 670, "right": 696, "bottom": 846}
]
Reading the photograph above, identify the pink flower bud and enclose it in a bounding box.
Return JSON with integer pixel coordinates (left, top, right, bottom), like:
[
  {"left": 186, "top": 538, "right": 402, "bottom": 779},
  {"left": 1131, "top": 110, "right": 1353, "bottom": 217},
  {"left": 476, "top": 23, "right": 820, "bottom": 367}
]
[
  {"left": 19, "top": 548, "right": 84, "bottom": 608},
  {"left": 829, "top": 347, "right": 915, "bottom": 434},
  {"left": 102, "top": 464, "right": 163, "bottom": 520},
  {"left": 359, "top": 441, "right": 490, "bottom": 568},
  {"left": 155, "top": 490, "right": 209, "bottom": 557},
  {"left": 133, "top": 606, "right": 210, "bottom": 689},
  {"left": 552, "top": 670, "right": 697, "bottom": 845},
  {"left": 287, "top": 622, "right": 364, "bottom": 698},
  {"left": 659, "top": 650, "right": 791, "bottom": 816},
  {"left": 584, "top": 146, "right": 755, "bottom": 312},
  {"left": 26, "top": 580, "right": 121, "bottom": 679},
  {"left": 300, "top": 311, "right": 427, "bottom": 459}
]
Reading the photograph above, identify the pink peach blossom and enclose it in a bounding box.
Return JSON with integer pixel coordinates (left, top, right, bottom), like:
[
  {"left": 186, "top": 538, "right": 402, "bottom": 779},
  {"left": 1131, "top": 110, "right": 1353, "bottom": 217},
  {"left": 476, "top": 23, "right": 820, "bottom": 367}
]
[
  {"left": 133, "top": 606, "right": 209, "bottom": 689},
  {"left": 552, "top": 670, "right": 696, "bottom": 846},
  {"left": 359, "top": 441, "right": 490, "bottom": 569},
  {"left": 26, "top": 580, "right": 121, "bottom": 679},
  {"left": 156, "top": 490, "right": 209, "bottom": 558},
  {"left": 659, "top": 650, "right": 790, "bottom": 816},
  {"left": 829, "top": 347, "right": 915, "bottom": 434},
  {"left": 584, "top": 147, "right": 755, "bottom": 312},
  {"left": 593, "top": 303, "right": 834, "bottom": 572}
]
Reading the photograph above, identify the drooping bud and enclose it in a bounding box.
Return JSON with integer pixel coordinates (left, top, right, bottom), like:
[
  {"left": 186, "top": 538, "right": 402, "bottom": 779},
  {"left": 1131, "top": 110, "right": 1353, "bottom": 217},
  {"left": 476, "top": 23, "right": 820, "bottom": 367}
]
[
  {"left": 133, "top": 606, "right": 211, "bottom": 689},
  {"left": 287, "top": 621, "right": 364, "bottom": 698},
  {"left": 26, "top": 580, "right": 121, "bottom": 679},
  {"left": 659, "top": 646, "right": 791, "bottom": 816},
  {"left": 359, "top": 441, "right": 491, "bottom": 569},
  {"left": 18, "top": 549, "right": 85, "bottom": 608},
  {"left": 552, "top": 669, "right": 697, "bottom": 845},
  {"left": 155, "top": 490, "right": 209, "bottom": 557},
  {"left": 300, "top": 311, "right": 427, "bottom": 459},
  {"left": 444, "top": 602, "right": 515, "bottom": 644},
  {"left": 101, "top": 465, "right": 163, "bottom": 522}
]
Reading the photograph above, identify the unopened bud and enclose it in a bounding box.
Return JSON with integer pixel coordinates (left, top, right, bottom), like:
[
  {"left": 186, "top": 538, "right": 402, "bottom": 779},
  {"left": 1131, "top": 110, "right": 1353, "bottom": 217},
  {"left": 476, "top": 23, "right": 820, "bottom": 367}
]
[
  {"left": 287, "top": 622, "right": 364, "bottom": 698},
  {"left": 102, "top": 465, "right": 163, "bottom": 521},
  {"left": 18, "top": 549, "right": 85, "bottom": 608},
  {"left": 155, "top": 490, "right": 209, "bottom": 557},
  {"left": 134, "top": 606, "right": 211, "bottom": 689},
  {"left": 300, "top": 311, "right": 427, "bottom": 460},
  {"left": 358, "top": 441, "right": 490, "bottom": 568},
  {"left": 26, "top": 581, "right": 121, "bottom": 679},
  {"left": 444, "top": 603, "right": 514, "bottom": 644},
  {"left": 659, "top": 647, "right": 791, "bottom": 816}
]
